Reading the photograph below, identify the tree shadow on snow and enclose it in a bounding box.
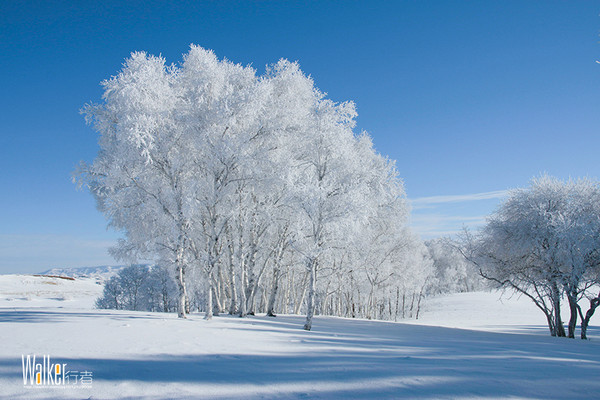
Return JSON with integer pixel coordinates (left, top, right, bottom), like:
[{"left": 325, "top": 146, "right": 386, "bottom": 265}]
[
  {"left": 0, "top": 309, "right": 170, "bottom": 323},
  {"left": 2, "top": 313, "right": 600, "bottom": 398}
]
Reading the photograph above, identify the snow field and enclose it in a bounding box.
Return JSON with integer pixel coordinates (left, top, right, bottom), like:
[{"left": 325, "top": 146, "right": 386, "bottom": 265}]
[{"left": 1, "top": 275, "right": 599, "bottom": 399}]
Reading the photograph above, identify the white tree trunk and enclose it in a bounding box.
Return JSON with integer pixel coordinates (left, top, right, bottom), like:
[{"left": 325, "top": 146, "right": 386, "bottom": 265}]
[
  {"left": 304, "top": 259, "right": 317, "bottom": 331},
  {"left": 267, "top": 266, "right": 281, "bottom": 317},
  {"left": 227, "top": 240, "right": 238, "bottom": 314},
  {"left": 239, "top": 256, "right": 248, "bottom": 317},
  {"left": 204, "top": 273, "right": 213, "bottom": 320},
  {"left": 176, "top": 263, "right": 187, "bottom": 319},
  {"left": 294, "top": 271, "right": 309, "bottom": 315}
]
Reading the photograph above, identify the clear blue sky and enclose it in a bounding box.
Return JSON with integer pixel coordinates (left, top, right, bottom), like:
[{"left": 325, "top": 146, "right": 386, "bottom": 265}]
[{"left": 1, "top": 1, "right": 599, "bottom": 273}]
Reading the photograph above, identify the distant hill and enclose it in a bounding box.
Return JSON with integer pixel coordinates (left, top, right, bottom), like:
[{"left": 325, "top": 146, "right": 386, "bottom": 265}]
[{"left": 38, "top": 265, "right": 148, "bottom": 282}]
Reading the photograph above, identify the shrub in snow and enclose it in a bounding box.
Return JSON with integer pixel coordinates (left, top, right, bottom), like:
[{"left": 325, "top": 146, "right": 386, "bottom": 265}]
[{"left": 96, "top": 265, "right": 178, "bottom": 312}]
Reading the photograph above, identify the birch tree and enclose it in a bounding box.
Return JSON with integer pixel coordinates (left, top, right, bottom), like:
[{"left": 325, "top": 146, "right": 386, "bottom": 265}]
[{"left": 78, "top": 52, "right": 195, "bottom": 318}]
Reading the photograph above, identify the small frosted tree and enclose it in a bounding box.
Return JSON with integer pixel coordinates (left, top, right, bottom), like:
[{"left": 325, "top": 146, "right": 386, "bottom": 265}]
[
  {"left": 472, "top": 175, "right": 600, "bottom": 338},
  {"left": 96, "top": 276, "right": 125, "bottom": 310}
]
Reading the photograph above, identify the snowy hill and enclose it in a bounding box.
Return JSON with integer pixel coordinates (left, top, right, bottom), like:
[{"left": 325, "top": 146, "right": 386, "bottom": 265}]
[
  {"left": 39, "top": 264, "right": 143, "bottom": 282},
  {"left": 1, "top": 274, "right": 599, "bottom": 399},
  {"left": 0, "top": 274, "right": 103, "bottom": 309}
]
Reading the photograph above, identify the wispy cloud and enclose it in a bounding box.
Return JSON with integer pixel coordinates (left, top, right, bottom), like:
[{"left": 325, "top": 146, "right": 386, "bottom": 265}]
[
  {"left": 409, "top": 189, "right": 510, "bottom": 209},
  {"left": 408, "top": 189, "right": 511, "bottom": 238},
  {"left": 409, "top": 214, "right": 488, "bottom": 238},
  {"left": 412, "top": 227, "right": 470, "bottom": 238},
  {"left": 410, "top": 214, "right": 487, "bottom": 224}
]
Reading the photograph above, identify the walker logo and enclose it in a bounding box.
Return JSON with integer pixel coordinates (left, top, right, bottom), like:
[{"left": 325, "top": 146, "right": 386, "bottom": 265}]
[{"left": 22, "top": 355, "right": 92, "bottom": 387}]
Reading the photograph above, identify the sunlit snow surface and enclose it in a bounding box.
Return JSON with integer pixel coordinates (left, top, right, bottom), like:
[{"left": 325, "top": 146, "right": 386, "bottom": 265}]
[{"left": 1, "top": 274, "right": 599, "bottom": 399}]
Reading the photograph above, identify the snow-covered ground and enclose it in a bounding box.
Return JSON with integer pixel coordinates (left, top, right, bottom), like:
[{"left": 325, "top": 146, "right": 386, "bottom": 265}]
[
  {"left": 0, "top": 274, "right": 103, "bottom": 309},
  {"left": 407, "top": 291, "right": 560, "bottom": 334},
  {"left": 1, "top": 274, "right": 599, "bottom": 399}
]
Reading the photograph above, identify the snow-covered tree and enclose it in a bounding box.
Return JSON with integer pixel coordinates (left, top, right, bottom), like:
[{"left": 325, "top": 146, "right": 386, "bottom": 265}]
[
  {"left": 96, "top": 265, "right": 178, "bottom": 312},
  {"left": 78, "top": 52, "right": 195, "bottom": 318},
  {"left": 425, "top": 238, "right": 484, "bottom": 294},
  {"left": 79, "top": 45, "right": 423, "bottom": 329},
  {"left": 471, "top": 175, "right": 600, "bottom": 338}
]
